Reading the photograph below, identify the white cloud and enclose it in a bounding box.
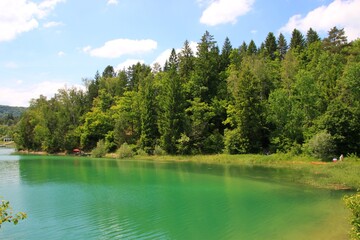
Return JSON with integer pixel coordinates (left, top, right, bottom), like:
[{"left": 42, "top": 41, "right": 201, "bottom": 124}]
[
  {"left": 0, "top": 81, "right": 84, "bottom": 107},
  {"left": 107, "top": 0, "right": 119, "bottom": 5},
  {"left": 279, "top": 0, "right": 360, "bottom": 41},
  {"left": 152, "top": 41, "right": 198, "bottom": 68},
  {"left": 199, "top": 0, "right": 254, "bottom": 26},
  {"left": 84, "top": 39, "right": 157, "bottom": 58},
  {"left": 57, "top": 51, "right": 65, "bottom": 57},
  {"left": 43, "top": 21, "right": 63, "bottom": 28},
  {"left": 115, "top": 59, "right": 144, "bottom": 72},
  {"left": 152, "top": 49, "right": 175, "bottom": 67},
  {"left": 0, "top": 0, "right": 65, "bottom": 42}
]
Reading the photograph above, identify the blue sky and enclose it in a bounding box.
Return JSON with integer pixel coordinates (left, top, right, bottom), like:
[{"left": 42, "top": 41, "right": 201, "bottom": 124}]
[{"left": 1, "top": 0, "right": 359, "bottom": 106}]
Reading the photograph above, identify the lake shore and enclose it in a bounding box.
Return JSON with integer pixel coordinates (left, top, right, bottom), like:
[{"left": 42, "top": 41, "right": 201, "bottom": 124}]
[
  {"left": 126, "top": 153, "right": 360, "bottom": 191},
  {"left": 12, "top": 148, "right": 360, "bottom": 191}
]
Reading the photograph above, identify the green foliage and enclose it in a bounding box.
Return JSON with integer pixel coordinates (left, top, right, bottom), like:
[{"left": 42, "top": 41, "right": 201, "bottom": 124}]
[
  {"left": 117, "top": 143, "right": 134, "bottom": 159},
  {"left": 0, "top": 198, "right": 27, "bottom": 228},
  {"left": 344, "top": 191, "right": 360, "bottom": 240},
  {"left": 305, "top": 131, "right": 335, "bottom": 160},
  {"left": 91, "top": 139, "right": 107, "bottom": 158},
  {"left": 154, "top": 145, "right": 165, "bottom": 156},
  {"left": 13, "top": 28, "right": 360, "bottom": 158}
]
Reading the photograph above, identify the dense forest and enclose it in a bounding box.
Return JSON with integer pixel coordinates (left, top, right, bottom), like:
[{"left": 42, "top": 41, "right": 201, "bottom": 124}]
[
  {"left": 14, "top": 27, "right": 360, "bottom": 158},
  {"left": 0, "top": 105, "right": 26, "bottom": 139}
]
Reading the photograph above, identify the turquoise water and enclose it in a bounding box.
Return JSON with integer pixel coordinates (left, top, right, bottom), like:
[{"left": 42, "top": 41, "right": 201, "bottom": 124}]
[{"left": 0, "top": 149, "right": 349, "bottom": 239}]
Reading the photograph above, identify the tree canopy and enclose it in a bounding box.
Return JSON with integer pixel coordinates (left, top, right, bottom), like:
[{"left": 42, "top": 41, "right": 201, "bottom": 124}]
[{"left": 14, "top": 27, "right": 360, "bottom": 158}]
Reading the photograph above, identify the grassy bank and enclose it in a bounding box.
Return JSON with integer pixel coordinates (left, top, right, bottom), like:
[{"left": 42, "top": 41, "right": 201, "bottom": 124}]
[{"left": 122, "top": 153, "right": 360, "bottom": 190}]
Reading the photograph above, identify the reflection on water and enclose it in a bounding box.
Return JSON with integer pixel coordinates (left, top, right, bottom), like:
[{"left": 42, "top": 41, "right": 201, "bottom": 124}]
[
  {"left": 0, "top": 148, "right": 20, "bottom": 185},
  {"left": 0, "top": 154, "right": 350, "bottom": 239}
]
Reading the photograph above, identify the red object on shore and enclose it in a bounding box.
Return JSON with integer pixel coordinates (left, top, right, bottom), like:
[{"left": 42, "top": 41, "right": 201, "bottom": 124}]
[{"left": 73, "top": 148, "right": 81, "bottom": 153}]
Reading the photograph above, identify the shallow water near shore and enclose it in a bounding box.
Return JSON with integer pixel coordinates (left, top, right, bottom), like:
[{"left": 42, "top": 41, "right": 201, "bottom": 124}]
[{"left": 0, "top": 148, "right": 349, "bottom": 239}]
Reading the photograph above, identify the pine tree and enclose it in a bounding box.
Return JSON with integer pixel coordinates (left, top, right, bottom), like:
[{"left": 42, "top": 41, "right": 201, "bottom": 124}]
[
  {"left": 306, "top": 28, "right": 320, "bottom": 45},
  {"left": 323, "top": 26, "right": 348, "bottom": 53},
  {"left": 158, "top": 49, "right": 186, "bottom": 154},
  {"left": 290, "top": 29, "right": 305, "bottom": 51},
  {"left": 139, "top": 74, "right": 158, "bottom": 154},
  {"left": 264, "top": 32, "right": 277, "bottom": 60},
  {"left": 247, "top": 40, "right": 257, "bottom": 55},
  {"left": 277, "top": 33, "right": 288, "bottom": 60}
]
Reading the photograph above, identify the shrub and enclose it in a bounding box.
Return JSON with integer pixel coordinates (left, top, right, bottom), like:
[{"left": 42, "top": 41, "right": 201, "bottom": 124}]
[
  {"left": 176, "top": 133, "right": 192, "bottom": 155},
  {"left": 154, "top": 145, "right": 165, "bottom": 156},
  {"left": 224, "top": 129, "right": 248, "bottom": 154},
  {"left": 91, "top": 139, "right": 107, "bottom": 158},
  {"left": 305, "top": 130, "right": 335, "bottom": 160},
  {"left": 203, "top": 130, "right": 224, "bottom": 154},
  {"left": 344, "top": 191, "right": 360, "bottom": 240},
  {"left": 117, "top": 143, "right": 134, "bottom": 159}
]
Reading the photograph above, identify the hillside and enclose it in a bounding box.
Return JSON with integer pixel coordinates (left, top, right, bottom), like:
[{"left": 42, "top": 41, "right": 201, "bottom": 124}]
[{"left": 0, "top": 105, "right": 27, "bottom": 118}]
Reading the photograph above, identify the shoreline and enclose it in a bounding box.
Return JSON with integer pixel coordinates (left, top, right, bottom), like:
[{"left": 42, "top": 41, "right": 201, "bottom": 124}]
[{"left": 12, "top": 149, "right": 360, "bottom": 191}]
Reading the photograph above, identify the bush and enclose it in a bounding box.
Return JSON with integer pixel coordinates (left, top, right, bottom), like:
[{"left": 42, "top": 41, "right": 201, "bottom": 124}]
[
  {"left": 91, "top": 139, "right": 107, "bottom": 158},
  {"left": 224, "top": 129, "right": 248, "bottom": 154},
  {"left": 203, "top": 130, "right": 224, "bottom": 154},
  {"left": 154, "top": 145, "right": 165, "bottom": 156},
  {"left": 117, "top": 143, "right": 134, "bottom": 159},
  {"left": 344, "top": 191, "right": 360, "bottom": 240},
  {"left": 305, "top": 130, "right": 335, "bottom": 160},
  {"left": 176, "top": 133, "right": 192, "bottom": 155}
]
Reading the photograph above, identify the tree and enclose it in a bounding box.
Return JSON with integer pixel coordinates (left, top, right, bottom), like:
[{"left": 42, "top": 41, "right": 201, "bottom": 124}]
[
  {"left": 1, "top": 198, "right": 27, "bottom": 228},
  {"left": 290, "top": 29, "right": 305, "bottom": 51},
  {"left": 247, "top": 40, "right": 257, "bottom": 55},
  {"left": 323, "top": 26, "right": 348, "bottom": 53},
  {"left": 102, "top": 65, "right": 115, "bottom": 78},
  {"left": 139, "top": 74, "right": 158, "bottom": 154},
  {"left": 157, "top": 49, "right": 186, "bottom": 154},
  {"left": 264, "top": 32, "right": 277, "bottom": 59},
  {"left": 277, "top": 33, "right": 288, "bottom": 60},
  {"left": 191, "top": 31, "right": 220, "bottom": 102},
  {"left": 226, "top": 64, "right": 266, "bottom": 153},
  {"left": 306, "top": 28, "right": 320, "bottom": 45}
]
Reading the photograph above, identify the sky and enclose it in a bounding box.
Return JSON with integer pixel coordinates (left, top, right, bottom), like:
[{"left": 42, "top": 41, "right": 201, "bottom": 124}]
[{"left": 1, "top": 0, "right": 359, "bottom": 107}]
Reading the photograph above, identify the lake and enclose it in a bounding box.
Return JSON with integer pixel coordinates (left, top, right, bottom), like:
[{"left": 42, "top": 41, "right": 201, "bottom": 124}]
[{"left": 0, "top": 148, "right": 349, "bottom": 239}]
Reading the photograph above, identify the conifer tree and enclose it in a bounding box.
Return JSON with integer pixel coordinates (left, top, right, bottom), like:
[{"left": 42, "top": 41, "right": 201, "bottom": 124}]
[
  {"left": 290, "top": 29, "right": 305, "bottom": 51},
  {"left": 306, "top": 28, "right": 321, "bottom": 45},
  {"left": 277, "top": 33, "right": 288, "bottom": 60}
]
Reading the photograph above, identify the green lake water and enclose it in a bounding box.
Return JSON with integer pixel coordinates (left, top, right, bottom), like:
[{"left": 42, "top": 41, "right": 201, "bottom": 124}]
[{"left": 0, "top": 148, "right": 350, "bottom": 239}]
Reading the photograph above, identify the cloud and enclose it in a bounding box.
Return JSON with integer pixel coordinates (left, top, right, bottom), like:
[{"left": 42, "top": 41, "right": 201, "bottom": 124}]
[
  {"left": 115, "top": 59, "right": 144, "bottom": 72},
  {"left": 152, "top": 49, "right": 175, "bottom": 67},
  {"left": 57, "top": 51, "right": 65, "bottom": 57},
  {"left": 0, "top": 0, "right": 65, "bottom": 42},
  {"left": 279, "top": 0, "right": 360, "bottom": 41},
  {"left": 107, "top": 0, "right": 119, "bottom": 5},
  {"left": 43, "top": 21, "right": 63, "bottom": 28},
  {"left": 84, "top": 39, "right": 157, "bottom": 58},
  {"left": 152, "top": 41, "right": 198, "bottom": 67},
  {"left": 0, "top": 81, "right": 84, "bottom": 107},
  {"left": 199, "top": 0, "right": 254, "bottom": 26}
]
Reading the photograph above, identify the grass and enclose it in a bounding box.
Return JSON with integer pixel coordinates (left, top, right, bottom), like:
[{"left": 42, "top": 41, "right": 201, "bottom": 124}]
[{"left": 120, "top": 153, "right": 360, "bottom": 190}]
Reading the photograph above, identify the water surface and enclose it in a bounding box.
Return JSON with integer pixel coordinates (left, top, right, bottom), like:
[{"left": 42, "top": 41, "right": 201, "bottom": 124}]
[{"left": 0, "top": 149, "right": 349, "bottom": 239}]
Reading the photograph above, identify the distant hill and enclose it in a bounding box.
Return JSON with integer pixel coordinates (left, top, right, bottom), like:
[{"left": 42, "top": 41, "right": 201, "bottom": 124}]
[{"left": 0, "top": 105, "right": 27, "bottom": 118}]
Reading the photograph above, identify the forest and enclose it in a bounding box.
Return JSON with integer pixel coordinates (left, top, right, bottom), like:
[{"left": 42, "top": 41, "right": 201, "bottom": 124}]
[{"left": 14, "top": 27, "right": 360, "bottom": 159}]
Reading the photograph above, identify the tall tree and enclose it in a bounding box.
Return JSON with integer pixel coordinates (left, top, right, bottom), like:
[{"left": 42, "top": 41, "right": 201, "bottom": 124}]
[
  {"left": 190, "top": 31, "right": 220, "bottom": 102},
  {"left": 247, "top": 40, "right": 257, "bottom": 55},
  {"left": 157, "top": 49, "right": 186, "bottom": 154},
  {"left": 264, "top": 32, "right": 277, "bottom": 59},
  {"left": 306, "top": 28, "right": 321, "bottom": 45},
  {"left": 323, "top": 26, "right": 348, "bottom": 53},
  {"left": 290, "top": 29, "right": 305, "bottom": 51},
  {"left": 139, "top": 74, "right": 158, "bottom": 154},
  {"left": 277, "top": 33, "right": 288, "bottom": 60}
]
